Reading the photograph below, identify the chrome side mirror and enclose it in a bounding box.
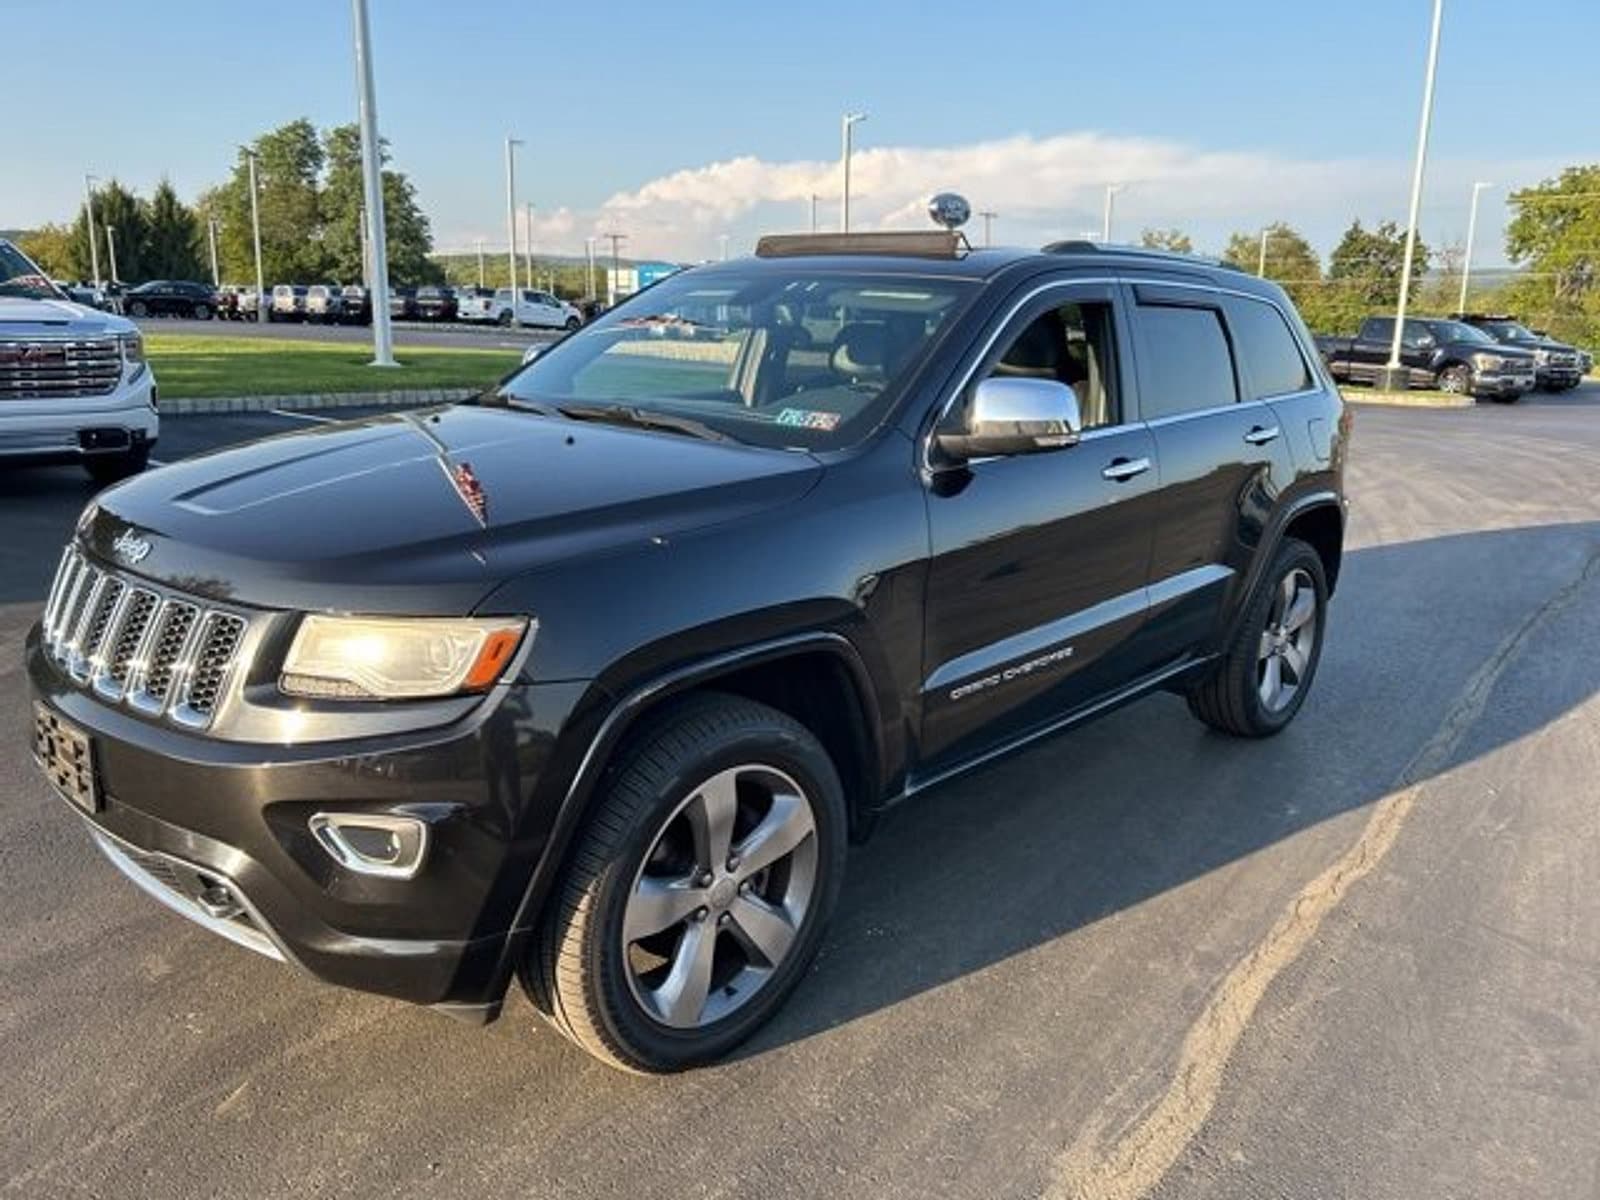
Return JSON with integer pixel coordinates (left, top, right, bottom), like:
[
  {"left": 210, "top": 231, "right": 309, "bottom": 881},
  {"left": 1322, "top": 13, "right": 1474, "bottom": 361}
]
[{"left": 936, "top": 377, "right": 1082, "bottom": 461}]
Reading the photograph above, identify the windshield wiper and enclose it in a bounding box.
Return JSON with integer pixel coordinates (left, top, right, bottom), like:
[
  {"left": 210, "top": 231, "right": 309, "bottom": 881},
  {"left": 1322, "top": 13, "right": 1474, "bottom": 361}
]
[
  {"left": 472, "top": 390, "right": 562, "bottom": 417},
  {"left": 556, "top": 401, "right": 735, "bottom": 444}
]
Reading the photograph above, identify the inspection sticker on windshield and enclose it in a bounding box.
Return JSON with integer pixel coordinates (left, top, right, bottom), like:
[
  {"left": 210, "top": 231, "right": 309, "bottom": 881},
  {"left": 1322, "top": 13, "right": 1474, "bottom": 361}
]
[{"left": 775, "top": 408, "right": 841, "bottom": 432}]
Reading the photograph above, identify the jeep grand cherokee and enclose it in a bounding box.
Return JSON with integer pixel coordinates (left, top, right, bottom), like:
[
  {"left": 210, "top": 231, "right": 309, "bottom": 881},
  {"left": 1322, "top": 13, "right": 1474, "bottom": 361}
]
[{"left": 28, "top": 230, "right": 1347, "bottom": 1073}]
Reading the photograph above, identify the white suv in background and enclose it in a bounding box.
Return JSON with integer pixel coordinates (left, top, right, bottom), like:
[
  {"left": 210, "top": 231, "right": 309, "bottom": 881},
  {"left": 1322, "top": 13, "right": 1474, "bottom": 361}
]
[
  {"left": 1, "top": 239, "right": 158, "bottom": 484},
  {"left": 487, "top": 287, "right": 582, "bottom": 329}
]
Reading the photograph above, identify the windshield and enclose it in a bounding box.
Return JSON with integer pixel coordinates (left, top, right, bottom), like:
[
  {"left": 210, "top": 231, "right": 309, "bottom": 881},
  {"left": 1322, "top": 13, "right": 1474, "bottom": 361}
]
[
  {"left": 0, "top": 241, "right": 65, "bottom": 300},
  {"left": 1430, "top": 321, "right": 1494, "bottom": 344},
  {"left": 1486, "top": 321, "right": 1538, "bottom": 342},
  {"left": 496, "top": 266, "right": 974, "bottom": 450}
]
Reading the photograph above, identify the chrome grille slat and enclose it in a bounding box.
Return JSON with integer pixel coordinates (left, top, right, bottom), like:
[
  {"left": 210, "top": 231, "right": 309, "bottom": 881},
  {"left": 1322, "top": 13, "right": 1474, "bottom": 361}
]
[
  {"left": 41, "top": 546, "right": 250, "bottom": 730},
  {"left": 0, "top": 338, "right": 122, "bottom": 399}
]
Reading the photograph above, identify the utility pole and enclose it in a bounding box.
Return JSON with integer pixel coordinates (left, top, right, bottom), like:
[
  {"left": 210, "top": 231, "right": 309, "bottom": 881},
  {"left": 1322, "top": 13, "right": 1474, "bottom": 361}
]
[
  {"left": 240, "top": 147, "right": 265, "bottom": 318},
  {"left": 475, "top": 238, "right": 485, "bottom": 287},
  {"left": 978, "top": 210, "right": 997, "bottom": 247},
  {"left": 602, "top": 232, "right": 627, "bottom": 304},
  {"left": 505, "top": 136, "right": 523, "bottom": 326},
  {"left": 350, "top": 0, "right": 397, "bottom": 366},
  {"left": 1459, "top": 180, "right": 1494, "bottom": 313},
  {"left": 105, "top": 226, "right": 119, "bottom": 286},
  {"left": 207, "top": 218, "right": 220, "bottom": 285},
  {"left": 840, "top": 112, "right": 866, "bottom": 233},
  {"left": 585, "top": 236, "right": 597, "bottom": 298},
  {"left": 1383, "top": 0, "right": 1444, "bottom": 391},
  {"left": 83, "top": 174, "right": 102, "bottom": 290},
  {"left": 1102, "top": 183, "right": 1124, "bottom": 243}
]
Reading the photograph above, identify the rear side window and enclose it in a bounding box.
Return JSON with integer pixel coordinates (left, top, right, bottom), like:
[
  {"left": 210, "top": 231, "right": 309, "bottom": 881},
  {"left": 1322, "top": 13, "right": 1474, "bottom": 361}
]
[
  {"left": 1228, "top": 298, "right": 1311, "bottom": 398},
  {"left": 1135, "top": 305, "right": 1238, "bottom": 419}
]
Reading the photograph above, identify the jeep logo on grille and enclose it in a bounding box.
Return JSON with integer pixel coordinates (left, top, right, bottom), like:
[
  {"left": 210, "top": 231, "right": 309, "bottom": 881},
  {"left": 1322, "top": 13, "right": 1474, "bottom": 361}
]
[{"left": 112, "top": 529, "right": 152, "bottom": 566}]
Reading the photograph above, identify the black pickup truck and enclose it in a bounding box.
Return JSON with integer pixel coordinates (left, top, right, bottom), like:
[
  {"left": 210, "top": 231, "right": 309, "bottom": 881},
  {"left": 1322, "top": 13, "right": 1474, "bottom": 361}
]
[
  {"left": 1451, "top": 313, "right": 1585, "bottom": 392},
  {"left": 1316, "top": 316, "right": 1536, "bottom": 400}
]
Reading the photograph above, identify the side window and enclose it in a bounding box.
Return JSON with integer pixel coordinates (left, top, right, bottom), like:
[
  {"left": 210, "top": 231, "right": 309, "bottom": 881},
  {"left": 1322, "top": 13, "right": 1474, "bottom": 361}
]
[
  {"left": 1135, "top": 304, "right": 1238, "bottom": 419},
  {"left": 1362, "top": 317, "right": 1392, "bottom": 343},
  {"left": 1228, "top": 298, "right": 1312, "bottom": 399},
  {"left": 1402, "top": 320, "right": 1432, "bottom": 348},
  {"left": 976, "top": 299, "right": 1121, "bottom": 429}
]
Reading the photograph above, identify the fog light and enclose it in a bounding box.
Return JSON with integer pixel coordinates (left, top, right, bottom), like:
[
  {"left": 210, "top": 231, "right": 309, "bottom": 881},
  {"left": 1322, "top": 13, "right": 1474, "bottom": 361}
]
[{"left": 309, "top": 813, "right": 429, "bottom": 879}]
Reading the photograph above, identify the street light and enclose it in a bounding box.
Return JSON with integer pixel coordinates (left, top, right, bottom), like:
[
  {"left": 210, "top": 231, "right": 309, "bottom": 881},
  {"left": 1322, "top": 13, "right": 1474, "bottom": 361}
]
[
  {"left": 104, "top": 226, "right": 119, "bottom": 286},
  {"left": 475, "top": 237, "right": 485, "bottom": 287},
  {"left": 1382, "top": 0, "right": 1445, "bottom": 391},
  {"left": 809, "top": 193, "right": 819, "bottom": 233},
  {"left": 207, "top": 217, "right": 221, "bottom": 286},
  {"left": 1459, "top": 180, "right": 1495, "bottom": 313},
  {"left": 584, "top": 236, "right": 597, "bottom": 299},
  {"left": 978, "top": 210, "right": 997, "bottom": 247},
  {"left": 1102, "top": 183, "right": 1124, "bottom": 243},
  {"left": 524, "top": 201, "right": 535, "bottom": 294},
  {"left": 840, "top": 112, "right": 867, "bottom": 233},
  {"left": 238, "top": 146, "right": 265, "bottom": 320},
  {"left": 83, "top": 174, "right": 102, "bottom": 290},
  {"left": 350, "top": 0, "right": 397, "bottom": 366},
  {"left": 505, "top": 136, "right": 524, "bottom": 327}
]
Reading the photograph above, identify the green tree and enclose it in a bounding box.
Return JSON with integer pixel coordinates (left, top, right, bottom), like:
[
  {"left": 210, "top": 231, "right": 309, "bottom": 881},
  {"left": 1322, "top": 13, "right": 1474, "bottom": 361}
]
[
  {"left": 71, "top": 179, "right": 148, "bottom": 283},
  {"left": 1327, "top": 219, "right": 1429, "bottom": 306},
  {"left": 1139, "top": 227, "right": 1193, "bottom": 254},
  {"left": 319, "top": 124, "right": 439, "bottom": 285},
  {"left": 14, "top": 224, "right": 75, "bottom": 278},
  {"left": 207, "top": 120, "right": 328, "bottom": 284},
  {"left": 1220, "top": 222, "right": 1330, "bottom": 326},
  {"left": 1503, "top": 164, "right": 1600, "bottom": 346},
  {"left": 142, "top": 178, "right": 204, "bottom": 280}
]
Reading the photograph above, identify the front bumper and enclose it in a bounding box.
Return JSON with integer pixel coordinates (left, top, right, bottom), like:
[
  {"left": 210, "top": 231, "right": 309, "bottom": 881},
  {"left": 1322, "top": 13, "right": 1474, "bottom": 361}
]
[
  {"left": 1537, "top": 366, "right": 1583, "bottom": 389},
  {"left": 0, "top": 377, "right": 158, "bottom": 461},
  {"left": 1471, "top": 368, "right": 1535, "bottom": 397},
  {"left": 27, "top": 623, "right": 594, "bottom": 1014}
]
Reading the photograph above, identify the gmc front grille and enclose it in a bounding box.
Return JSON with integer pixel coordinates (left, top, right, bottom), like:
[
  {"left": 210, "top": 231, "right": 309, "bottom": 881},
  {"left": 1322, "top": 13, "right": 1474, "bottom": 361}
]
[
  {"left": 0, "top": 338, "right": 122, "bottom": 399},
  {"left": 41, "top": 546, "right": 249, "bottom": 730}
]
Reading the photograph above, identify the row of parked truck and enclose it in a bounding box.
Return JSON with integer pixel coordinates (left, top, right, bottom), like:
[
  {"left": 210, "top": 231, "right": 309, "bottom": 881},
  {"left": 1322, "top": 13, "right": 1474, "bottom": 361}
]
[{"left": 1316, "top": 313, "right": 1592, "bottom": 401}]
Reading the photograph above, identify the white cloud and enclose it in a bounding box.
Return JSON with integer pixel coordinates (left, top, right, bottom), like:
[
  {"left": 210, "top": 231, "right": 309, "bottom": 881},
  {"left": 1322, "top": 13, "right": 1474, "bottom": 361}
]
[{"left": 439, "top": 131, "right": 1577, "bottom": 265}]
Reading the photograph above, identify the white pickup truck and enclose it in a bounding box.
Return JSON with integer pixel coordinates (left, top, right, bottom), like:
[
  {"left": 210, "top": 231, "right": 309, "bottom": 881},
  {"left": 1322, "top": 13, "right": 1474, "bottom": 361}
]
[{"left": 2, "top": 238, "right": 157, "bottom": 483}]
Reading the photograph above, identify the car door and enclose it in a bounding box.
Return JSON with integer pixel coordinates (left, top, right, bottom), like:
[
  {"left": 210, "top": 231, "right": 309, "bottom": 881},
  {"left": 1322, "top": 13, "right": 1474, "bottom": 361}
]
[
  {"left": 918, "top": 278, "right": 1164, "bottom": 777},
  {"left": 1126, "top": 282, "right": 1300, "bottom": 661}
]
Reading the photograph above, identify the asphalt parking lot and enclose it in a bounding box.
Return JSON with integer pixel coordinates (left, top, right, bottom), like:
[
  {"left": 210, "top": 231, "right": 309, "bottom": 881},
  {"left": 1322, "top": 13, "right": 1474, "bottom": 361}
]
[
  {"left": 4, "top": 384, "right": 1600, "bottom": 1199},
  {"left": 133, "top": 315, "right": 562, "bottom": 351}
]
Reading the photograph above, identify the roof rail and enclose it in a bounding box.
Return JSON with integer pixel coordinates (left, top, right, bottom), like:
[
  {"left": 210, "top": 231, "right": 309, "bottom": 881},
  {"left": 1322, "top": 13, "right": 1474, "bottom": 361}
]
[
  {"left": 1041, "top": 240, "right": 1236, "bottom": 271},
  {"left": 755, "top": 231, "right": 969, "bottom": 259}
]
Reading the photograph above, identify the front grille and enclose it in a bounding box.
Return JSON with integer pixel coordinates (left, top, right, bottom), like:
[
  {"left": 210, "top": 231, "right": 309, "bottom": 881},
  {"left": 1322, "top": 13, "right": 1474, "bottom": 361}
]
[
  {"left": 41, "top": 546, "right": 251, "bottom": 730},
  {"left": 0, "top": 338, "right": 122, "bottom": 399}
]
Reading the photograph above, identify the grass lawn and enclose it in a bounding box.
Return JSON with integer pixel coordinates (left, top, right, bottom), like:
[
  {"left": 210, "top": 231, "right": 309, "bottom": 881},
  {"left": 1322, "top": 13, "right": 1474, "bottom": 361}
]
[{"left": 146, "top": 335, "right": 521, "bottom": 399}]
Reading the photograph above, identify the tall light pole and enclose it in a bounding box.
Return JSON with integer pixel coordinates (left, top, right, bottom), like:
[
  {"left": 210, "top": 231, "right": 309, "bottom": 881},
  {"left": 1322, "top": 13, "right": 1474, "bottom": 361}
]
[
  {"left": 1383, "top": 0, "right": 1445, "bottom": 391},
  {"left": 840, "top": 112, "right": 866, "bottom": 233},
  {"left": 475, "top": 237, "right": 485, "bottom": 287},
  {"left": 524, "top": 201, "right": 536, "bottom": 293},
  {"left": 104, "top": 226, "right": 119, "bottom": 286},
  {"left": 602, "top": 232, "right": 627, "bottom": 304},
  {"left": 809, "top": 193, "right": 819, "bottom": 233},
  {"left": 978, "top": 210, "right": 997, "bottom": 247},
  {"left": 207, "top": 218, "right": 221, "bottom": 285},
  {"left": 1257, "top": 226, "right": 1272, "bottom": 276},
  {"left": 239, "top": 147, "right": 265, "bottom": 318},
  {"left": 585, "top": 236, "right": 597, "bottom": 298},
  {"left": 1102, "top": 183, "right": 1124, "bottom": 243},
  {"left": 505, "top": 136, "right": 523, "bottom": 326},
  {"left": 83, "top": 174, "right": 102, "bottom": 290},
  {"left": 350, "top": 0, "right": 397, "bottom": 366},
  {"left": 1459, "top": 180, "right": 1494, "bottom": 313}
]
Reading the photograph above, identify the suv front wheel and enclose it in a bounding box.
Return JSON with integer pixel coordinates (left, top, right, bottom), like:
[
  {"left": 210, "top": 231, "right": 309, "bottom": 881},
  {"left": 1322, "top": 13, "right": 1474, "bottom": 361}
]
[
  {"left": 1187, "top": 537, "right": 1328, "bottom": 737},
  {"left": 525, "top": 693, "right": 847, "bottom": 1072}
]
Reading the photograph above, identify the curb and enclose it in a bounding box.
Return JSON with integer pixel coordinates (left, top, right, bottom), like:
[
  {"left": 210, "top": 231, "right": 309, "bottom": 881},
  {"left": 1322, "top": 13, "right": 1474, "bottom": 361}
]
[
  {"left": 162, "top": 387, "right": 480, "bottom": 417},
  {"left": 1341, "top": 389, "right": 1474, "bottom": 410}
]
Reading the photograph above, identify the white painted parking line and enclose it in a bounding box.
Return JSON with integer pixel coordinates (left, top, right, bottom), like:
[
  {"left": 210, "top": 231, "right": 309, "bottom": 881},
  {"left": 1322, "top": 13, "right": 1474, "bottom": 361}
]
[{"left": 270, "top": 409, "right": 337, "bottom": 424}]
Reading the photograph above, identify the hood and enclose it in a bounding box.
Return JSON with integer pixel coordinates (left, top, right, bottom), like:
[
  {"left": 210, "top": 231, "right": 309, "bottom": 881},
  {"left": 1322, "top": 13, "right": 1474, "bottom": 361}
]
[
  {"left": 0, "top": 296, "right": 133, "bottom": 337},
  {"left": 82, "top": 404, "right": 823, "bottom": 614},
  {"left": 1456, "top": 340, "right": 1536, "bottom": 361}
]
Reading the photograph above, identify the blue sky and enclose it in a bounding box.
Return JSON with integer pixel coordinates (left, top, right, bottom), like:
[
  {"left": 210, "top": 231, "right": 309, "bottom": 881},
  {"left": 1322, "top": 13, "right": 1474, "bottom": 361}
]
[{"left": 8, "top": 0, "right": 1596, "bottom": 265}]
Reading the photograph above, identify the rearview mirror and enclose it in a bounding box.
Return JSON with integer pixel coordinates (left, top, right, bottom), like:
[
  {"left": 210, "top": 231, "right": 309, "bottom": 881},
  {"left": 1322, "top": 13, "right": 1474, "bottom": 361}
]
[{"left": 936, "top": 377, "right": 1082, "bottom": 462}]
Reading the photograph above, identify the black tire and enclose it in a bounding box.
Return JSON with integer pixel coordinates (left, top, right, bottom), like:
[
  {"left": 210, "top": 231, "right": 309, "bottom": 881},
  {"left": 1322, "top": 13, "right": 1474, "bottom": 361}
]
[
  {"left": 1437, "top": 364, "right": 1471, "bottom": 395},
  {"left": 497, "top": 309, "right": 513, "bottom": 326},
  {"left": 565, "top": 315, "right": 581, "bottom": 331},
  {"left": 1186, "top": 537, "right": 1328, "bottom": 738},
  {"left": 523, "top": 692, "right": 847, "bottom": 1073},
  {"left": 193, "top": 303, "right": 211, "bottom": 320},
  {"left": 84, "top": 444, "right": 150, "bottom": 486},
  {"left": 127, "top": 301, "right": 148, "bottom": 318}
]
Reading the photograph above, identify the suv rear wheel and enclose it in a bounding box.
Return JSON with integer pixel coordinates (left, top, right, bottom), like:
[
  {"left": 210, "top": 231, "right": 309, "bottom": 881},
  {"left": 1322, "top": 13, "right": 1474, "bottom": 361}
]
[
  {"left": 524, "top": 693, "right": 846, "bottom": 1072},
  {"left": 1186, "top": 537, "right": 1327, "bottom": 737}
]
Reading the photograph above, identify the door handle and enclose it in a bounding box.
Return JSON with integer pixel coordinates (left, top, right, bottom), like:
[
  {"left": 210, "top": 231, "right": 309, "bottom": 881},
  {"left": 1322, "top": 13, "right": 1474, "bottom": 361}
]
[
  {"left": 1101, "top": 456, "right": 1151, "bottom": 482},
  {"left": 1243, "top": 425, "right": 1281, "bottom": 446}
]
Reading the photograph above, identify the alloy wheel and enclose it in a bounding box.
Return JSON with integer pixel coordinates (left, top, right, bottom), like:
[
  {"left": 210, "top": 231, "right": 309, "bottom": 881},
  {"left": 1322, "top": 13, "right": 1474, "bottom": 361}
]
[
  {"left": 622, "top": 764, "right": 819, "bottom": 1030},
  {"left": 1257, "top": 567, "right": 1318, "bottom": 713}
]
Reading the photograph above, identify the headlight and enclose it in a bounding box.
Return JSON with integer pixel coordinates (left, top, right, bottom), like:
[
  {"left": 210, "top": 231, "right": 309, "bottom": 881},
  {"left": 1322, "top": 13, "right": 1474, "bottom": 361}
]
[
  {"left": 118, "top": 331, "right": 144, "bottom": 365},
  {"left": 1535, "top": 348, "right": 1551, "bottom": 364},
  {"left": 280, "top": 615, "right": 530, "bottom": 700},
  {"left": 1473, "top": 353, "right": 1503, "bottom": 370}
]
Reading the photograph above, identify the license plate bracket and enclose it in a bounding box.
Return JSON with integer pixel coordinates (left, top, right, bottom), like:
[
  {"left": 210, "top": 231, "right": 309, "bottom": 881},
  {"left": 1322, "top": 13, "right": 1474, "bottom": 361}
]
[{"left": 32, "top": 704, "right": 101, "bottom": 814}]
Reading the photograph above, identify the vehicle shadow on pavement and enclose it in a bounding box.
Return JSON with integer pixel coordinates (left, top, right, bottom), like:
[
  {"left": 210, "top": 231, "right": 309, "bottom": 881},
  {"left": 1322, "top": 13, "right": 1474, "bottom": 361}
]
[{"left": 734, "top": 519, "right": 1600, "bottom": 1061}]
